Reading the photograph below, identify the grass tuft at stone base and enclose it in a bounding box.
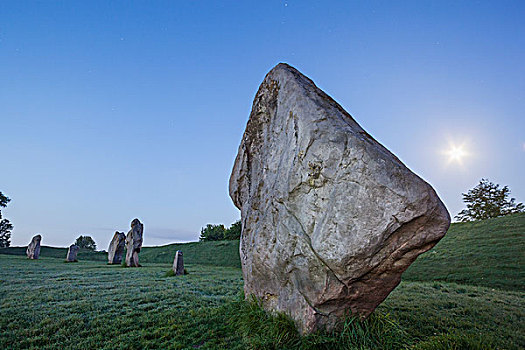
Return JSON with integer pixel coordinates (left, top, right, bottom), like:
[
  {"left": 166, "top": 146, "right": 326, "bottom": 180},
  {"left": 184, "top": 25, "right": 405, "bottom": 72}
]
[{"left": 165, "top": 268, "right": 189, "bottom": 277}]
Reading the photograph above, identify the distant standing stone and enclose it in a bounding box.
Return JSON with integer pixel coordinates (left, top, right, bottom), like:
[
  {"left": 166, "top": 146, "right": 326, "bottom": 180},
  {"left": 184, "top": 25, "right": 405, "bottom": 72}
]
[
  {"left": 107, "top": 231, "right": 126, "bottom": 264},
  {"left": 172, "top": 250, "right": 184, "bottom": 276},
  {"left": 26, "top": 235, "right": 41, "bottom": 259},
  {"left": 66, "top": 244, "right": 79, "bottom": 262},
  {"left": 125, "top": 219, "right": 143, "bottom": 267}
]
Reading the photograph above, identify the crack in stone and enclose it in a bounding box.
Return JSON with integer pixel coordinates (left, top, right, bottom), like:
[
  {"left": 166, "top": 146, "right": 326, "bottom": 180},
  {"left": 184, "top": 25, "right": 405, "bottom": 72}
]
[{"left": 280, "top": 202, "right": 347, "bottom": 289}]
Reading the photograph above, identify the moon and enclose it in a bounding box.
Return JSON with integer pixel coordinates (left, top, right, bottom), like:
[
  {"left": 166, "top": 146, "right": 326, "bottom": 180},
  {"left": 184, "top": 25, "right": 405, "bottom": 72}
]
[{"left": 444, "top": 143, "right": 468, "bottom": 164}]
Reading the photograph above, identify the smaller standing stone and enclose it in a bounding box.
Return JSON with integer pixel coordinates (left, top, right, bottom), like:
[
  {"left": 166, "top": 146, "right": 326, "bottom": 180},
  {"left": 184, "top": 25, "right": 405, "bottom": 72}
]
[
  {"left": 107, "top": 231, "right": 126, "bottom": 264},
  {"left": 125, "top": 218, "right": 143, "bottom": 267},
  {"left": 65, "top": 244, "right": 79, "bottom": 262},
  {"left": 26, "top": 235, "right": 42, "bottom": 259},
  {"left": 172, "top": 250, "right": 184, "bottom": 276}
]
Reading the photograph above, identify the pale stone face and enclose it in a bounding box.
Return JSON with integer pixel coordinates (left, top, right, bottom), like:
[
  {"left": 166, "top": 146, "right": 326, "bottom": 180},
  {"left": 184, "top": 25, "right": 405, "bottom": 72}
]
[
  {"left": 125, "top": 219, "right": 143, "bottom": 267},
  {"left": 229, "top": 63, "right": 451, "bottom": 333},
  {"left": 172, "top": 250, "right": 184, "bottom": 276},
  {"left": 66, "top": 244, "right": 79, "bottom": 262},
  {"left": 26, "top": 234, "right": 41, "bottom": 259},
  {"left": 108, "top": 231, "right": 126, "bottom": 264}
]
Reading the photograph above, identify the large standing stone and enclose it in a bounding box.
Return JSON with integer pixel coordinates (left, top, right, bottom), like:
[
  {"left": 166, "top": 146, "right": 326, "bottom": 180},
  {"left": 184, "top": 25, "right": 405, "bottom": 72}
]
[
  {"left": 125, "top": 219, "right": 143, "bottom": 267},
  {"left": 65, "top": 244, "right": 79, "bottom": 262},
  {"left": 107, "top": 231, "right": 126, "bottom": 264},
  {"left": 26, "top": 235, "right": 41, "bottom": 259},
  {"left": 172, "top": 250, "right": 184, "bottom": 275},
  {"left": 229, "top": 63, "right": 451, "bottom": 333}
]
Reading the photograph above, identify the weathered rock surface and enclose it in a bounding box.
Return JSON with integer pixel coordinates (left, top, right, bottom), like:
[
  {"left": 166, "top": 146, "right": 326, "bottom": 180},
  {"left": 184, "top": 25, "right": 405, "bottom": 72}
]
[
  {"left": 108, "top": 231, "right": 126, "bottom": 264},
  {"left": 66, "top": 244, "right": 79, "bottom": 262},
  {"left": 26, "top": 235, "right": 41, "bottom": 259},
  {"left": 229, "top": 63, "right": 451, "bottom": 333},
  {"left": 125, "top": 219, "right": 143, "bottom": 267},
  {"left": 172, "top": 250, "right": 184, "bottom": 275}
]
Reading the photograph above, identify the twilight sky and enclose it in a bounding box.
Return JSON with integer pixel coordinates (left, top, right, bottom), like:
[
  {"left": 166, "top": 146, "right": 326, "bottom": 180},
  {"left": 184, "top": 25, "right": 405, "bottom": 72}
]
[{"left": 1, "top": 1, "right": 524, "bottom": 247}]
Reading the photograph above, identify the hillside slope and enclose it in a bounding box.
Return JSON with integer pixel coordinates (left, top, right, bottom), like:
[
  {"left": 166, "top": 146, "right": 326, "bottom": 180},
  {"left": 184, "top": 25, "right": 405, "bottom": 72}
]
[
  {"left": 2, "top": 213, "right": 523, "bottom": 290},
  {"left": 403, "top": 212, "right": 524, "bottom": 291},
  {"left": 140, "top": 240, "right": 240, "bottom": 267},
  {"left": 0, "top": 240, "right": 241, "bottom": 267},
  {"left": 0, "top": 246, "right": 107, "bottom": 261}
]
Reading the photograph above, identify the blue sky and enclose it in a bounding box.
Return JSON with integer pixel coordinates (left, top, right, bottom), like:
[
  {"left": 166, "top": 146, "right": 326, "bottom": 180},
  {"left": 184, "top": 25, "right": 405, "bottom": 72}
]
[{"left": 1, "top": 1, "right": 524, "bottom": 247}]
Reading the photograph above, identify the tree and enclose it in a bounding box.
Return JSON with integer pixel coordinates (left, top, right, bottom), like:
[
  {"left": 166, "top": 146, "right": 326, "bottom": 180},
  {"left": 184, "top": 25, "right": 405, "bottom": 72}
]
[
  {"left": 199, "top": 220, "right": 242, "bottom": 241},
  {"left": 75, "top": 235, "right": 97, "bottom": 250},
  {"left": 455, "top": 179, "right": 524, "bottom": 222},
  {"left": 0, "top": 192, "right": 9, "bottom": 208},
  {"left": 199, "top": 224, "right": 226, "bottom": 241},
  {"left": 0, "top": 191, "right": 13, "bottom": 248},
  {"left": 224, "top": 220, "right": 242, "bottom": 240}
]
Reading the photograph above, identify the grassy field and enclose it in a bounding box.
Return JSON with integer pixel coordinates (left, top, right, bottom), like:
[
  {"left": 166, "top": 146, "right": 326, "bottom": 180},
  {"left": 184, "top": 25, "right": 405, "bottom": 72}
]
[
  {"left": 0, "top": 257, "right": 244, "bottom": 349},
  {"left": 0, "top": 246, "right": 108, "bottom": 261},
  {"left": 1, "top": 213, "right": 524, "bottom": 349},
  {"left": 403, "top": 213, "right": 525, "bottom": 291},
  {"left": 0, "top": 240, "right": 241, "bottom": 267},
  {"left": 139, "top": 240, "right": 240, "bottom": 267}
]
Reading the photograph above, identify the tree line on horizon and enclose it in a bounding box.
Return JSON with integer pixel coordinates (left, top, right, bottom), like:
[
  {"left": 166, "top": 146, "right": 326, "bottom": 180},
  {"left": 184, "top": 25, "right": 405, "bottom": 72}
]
[{"left": 199, "top": 220, "right": 241, "bottom": 241}]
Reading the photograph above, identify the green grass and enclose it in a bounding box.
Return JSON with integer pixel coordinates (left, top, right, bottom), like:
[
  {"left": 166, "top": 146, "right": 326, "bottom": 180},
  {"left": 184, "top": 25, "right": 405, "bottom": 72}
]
[
  {"left": 0, "top": 255, "right": 245, "bottom": 349},
  {"left": 229, "top": 296, "right": 413, "bottom": 349},
  {"left": 1, "top": 255, "right": 522, "bottom": 349},
  {"left": 228, "top": 281, "right": 523, "bottom": 349},
  {"left": 0, "top": 240, "right": 241, "bottom": 267},
  {"left": 165, "top": 268, "right": 189, "bottom": 276},
  {"left": 1, "top": 214, "right": 524, "bottom": 349},
  {"left": 0, "top": 246, "right": 108, "bottom": 261},
  {"left": 139, "top": 240, "right": 241, "bottom": 267},
  {"left": 403, "top": 213, "right": 525, "bottom": 291}
]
